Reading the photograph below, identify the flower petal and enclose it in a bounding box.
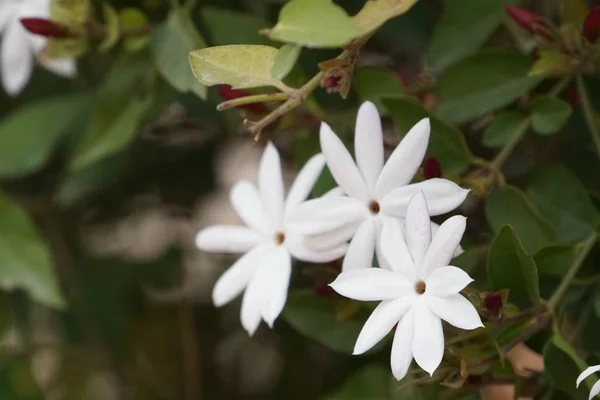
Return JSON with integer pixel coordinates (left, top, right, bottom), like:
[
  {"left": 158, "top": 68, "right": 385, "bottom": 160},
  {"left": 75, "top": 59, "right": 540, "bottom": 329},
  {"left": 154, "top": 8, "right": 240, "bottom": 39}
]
[
  {"left": 577, "top": 365, "right": 600, "bottom": 388},
  {"left": 40, "top": 57, "right": 77, "bottom": 78},
  {"left": 330, "top": 268, "right": 413, "bottom": 301},
  {"left": 286, "top": 196, "right": 367, "bottom": 235},
  {"left": 376, "top": 118, "right": 430, "bottom": 198},
  {"left": 379, "top": 217, "right": 417, "bottom": 280},
  {"left": 0, "top": 2, "right": 13, "bottom": 32},
  {"left": 212, "top": 245, "right": 266, "bottom": 306},
  {"left": 355, "top": 101, "right": 384, "bottom": 191},
  {"left": 230, "top": 180, "right": 270, "bottom": 234},
  {"left": 302, "top": 221, "right": 360, "bottom": 251},
  {"left": 258, "top": 142, "right": 285, "bottom": 229},
  {"left": 590, "top": 379, "right": 600, "bottom": 400},
  {"left": 354, "top": 296, "right": 413, "bottom": 355},
  {"left": 196, "top": 225, "right": 261, "bottom": 254},
  {"left": 241, "top": 267, "right": 265, "bottom": 336},
  {"left": 381, "top": 179, "right": 469, "bottom": 217},
  {"left": 391, "top": 310, "right": 414, "bottom": 381},
  {"left": 320, "top": 122, "right": 369, "bottom": 201},
  {"left": 286, "top": 232, "right": 348, "bottom": 263},
  {"left": 258, "top": 246, "right": 292, "bottom": 327},
  {"left": 1, "top": 19, "right": 33, "bottom": 96},
  {"left": 412, "top": 297, "right": 444, "bottom": 376},
  {"left": 404, "top": 192, "right": 431, "bottom": 268},
  {"left": 421, "top": 217, "right": 465, "bottom": 277},
  {"left": 284, "top": 153, "right": 325, "bottom": 217},
  {"left": 427, "top": 294, "right": 483, "bottom": 330},
  {"left": 342, "top": 219, "right": 377, "bottom": 271},
  {"left": 323, "top": 186, "right": 344, "bottom": 197},
  {"left": 426, "top": 266, "right": 474, "bottom": 297}
]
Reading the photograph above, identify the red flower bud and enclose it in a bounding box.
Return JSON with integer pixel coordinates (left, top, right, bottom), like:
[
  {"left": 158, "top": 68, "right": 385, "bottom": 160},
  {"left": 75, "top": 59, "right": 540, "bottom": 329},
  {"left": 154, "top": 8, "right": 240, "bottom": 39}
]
[
  {"left": 323, "top": 75, "right": 341, "bottom": 89},
  {"left": 504, "top": 6, "right": 551, "bottom": 39},
  {"left": 20, "top": 18, "right": 74, "bottom": 39},
  {"left": 217, "top": 85, "right": 268, "bottom": 114},
  {"left": 423, "top": 156, "right": 442, "bottom": 179},
  {"left": 583, "top": 6, "right": 600, "bottom": 42},
  {"left": 313, "top": 284, "right": 338, "bottom": 298},
  {"left": 483, "top": 292, "right": 503, "bottom": 311}
]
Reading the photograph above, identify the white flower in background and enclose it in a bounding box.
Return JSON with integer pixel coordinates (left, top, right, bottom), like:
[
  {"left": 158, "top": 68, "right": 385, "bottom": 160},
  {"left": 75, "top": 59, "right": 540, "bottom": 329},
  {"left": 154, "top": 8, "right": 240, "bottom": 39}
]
[
  {"left": 0, "top": 0, "right": 76, "bottom": 95},
  {"left": 196, "top": 143, "right": 347, "bottom": 335},
  {"left": 289, "top": 102, "right": 469, "bottom": 271},
  {"left": 577, "top": 365, "right": 600, "bottom": 399},
  {"left": 330, "top": 192, "right": 482, "bottom": 380}
]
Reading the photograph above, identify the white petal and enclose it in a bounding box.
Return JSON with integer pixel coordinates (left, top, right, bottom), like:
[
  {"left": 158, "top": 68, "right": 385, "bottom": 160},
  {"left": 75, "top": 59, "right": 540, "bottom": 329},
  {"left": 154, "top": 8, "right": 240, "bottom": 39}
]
[
  {"left": 212, "top": 245, "right": 265, "bottom": 306},
  {"left": 285, "top": 232, "right": 348, "bottom": 263},
  {"left": 258, "top": 142, "right": 285, "bottom": 229},
  {"left": 426, "top": 266, "right": 473, "bottom": 297},
  {"left": 577, "top": 365, "right": 600, "bottom": 388},
  {"left": 320, "top": 122, "right": 369, "bottom": 201},
  {"left": 381, "top": 179, "right": 469, "bottom": 217},
  {"left": 421, "top": 217, "right": 465, "bottom": 277},
  {"left": 40, "top": 57, "right": 77, "bottom": 78},
  {"left": 230, "top": 181, "right": 270, "bottom": 234},
  {"left": 590, "top": 380, "right": 600, "bottom": 400},
  {"left": 427, "top": 294, "right": 483, "bottom": 330},
  {"left": 412, "top": 298, "right": 444, "bottom": 376},
  {"left": 1, "top": 20, "right": 33, "bottom": 96},
  {"left": 355, "top": 101, "right": 384, "bottom": 191},
  {"left": 286, "top": 196, "right": 367, "bottom": 235},
  {"left": 323, "top": 186, "right": 344, "bottom": 197},
  {"left": 258, "top": 246, "right": 292, "bottom": 327},
  {"left": 404, "top": 192, "right": 431, "bottom": 268},
  {"left": 379, "top": 217, "right": 417, "bottom": 279},
  {"left": 195, "top": 225, "right": 261, "bottom": 254},
  {"left": 354, "top": 296, "right": 413, "bottom": 355},
  {"left": 376, "top": 118, "right": 430, "bottom": 198},
  {"left": 0, "top": 2, "right": 13, "bottom": 33},
  {"left": 284, "top": 153, "right": 325, "bottom": 217},
  {"left": 240, "top": 268, "right": 264, "bottom": 336},
  {"left": 302, "top": 221, "right": 360, "bottom": 251},
  {"left": 342, "top": 219, "right": 377, "bottom": 271},
  {"left": 391, "top": 310, "right": 414, "bottom": 381},
  {"left": 330, "top": 268, "right": 413, "bottom": 301}
]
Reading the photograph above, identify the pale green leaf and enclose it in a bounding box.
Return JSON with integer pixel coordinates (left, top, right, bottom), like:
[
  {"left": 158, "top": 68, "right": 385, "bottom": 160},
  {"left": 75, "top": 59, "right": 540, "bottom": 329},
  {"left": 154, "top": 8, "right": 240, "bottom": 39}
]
[
  {"left": 353, "top": 0, "right": 419, "bottom": 36},
  {"left": 50, "top": 0, "right": 89, "bottom": 24},
  {"left": 528, "top": 51, "right": 573, "bottom": 76},
  {"left": 99, "top": 4, "right": 120, "bottom": 51},
  {"left": 271, "top": 44, "right": 301, "bottom": 80},
  {"left": 119, "top": 8, "right": 151, "bottom": 52}
]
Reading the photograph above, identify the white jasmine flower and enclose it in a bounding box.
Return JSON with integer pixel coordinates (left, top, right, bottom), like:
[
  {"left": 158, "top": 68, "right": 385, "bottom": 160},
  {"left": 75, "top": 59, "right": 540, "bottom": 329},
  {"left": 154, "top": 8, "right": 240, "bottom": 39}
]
[
  {"left": 289, "top": 102, "right": 469, "bottom": 271},
  {"left": 577, "top": 365, "right": 600, "bottom": 399},
  {"left": 0, "top": 0, "right": 76, "bottom": 95},
  {"left": 196, "top": 143, "right": 347, "bottom": 335},
  {"left": 330, "top": 192, "right": 482, "bottom": 380}
]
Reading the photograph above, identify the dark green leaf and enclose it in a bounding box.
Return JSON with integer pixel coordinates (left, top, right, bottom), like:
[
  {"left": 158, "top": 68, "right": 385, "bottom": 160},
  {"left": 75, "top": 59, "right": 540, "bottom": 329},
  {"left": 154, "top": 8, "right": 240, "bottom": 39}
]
[
  {"left": 325, "top": 366, "right": 390, "bottom": 400},
  {"left": 482, "top": 111, "right": 528, "bottom": 148},
  {"left": 531, "top": 96, "right": 572, "bottom": 134},
  {"left": 353, "top": 0, "right": 419, "bottom": 37},
  {"left": 353, "top": 67, "right": 405, "bottom": 112},
  {"left": 271, "top": 44, "right": 301, "bottom": 80},
  {"left": 544, "top": 334, "right": 591, "bottom": 400},
  {"left": 201, "top": 7, "right": 271, "bottom": 46},
  {"left": 534, "top": 245, "right": 577, "bottom": 278}
]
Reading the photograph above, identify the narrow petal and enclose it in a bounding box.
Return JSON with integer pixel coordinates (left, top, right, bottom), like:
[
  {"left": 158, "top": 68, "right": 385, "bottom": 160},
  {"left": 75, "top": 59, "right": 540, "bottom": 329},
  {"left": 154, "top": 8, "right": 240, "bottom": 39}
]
[
  {"left": 240, "top": 268, "right": 265, "bottom": 336},
  {"left": 258, "top": 142, "right": 285, "bottom": 229},
  {"left": 355, "top": 102, "right": 384, "bottom": 191},
  {"left": 196, "top": 225, "right": 261, "bottom": 254},
  {"left": 285, "top": 232, "right": 348, "bottom": 263},
  {"left": 404, "top": 192, "right": 431, "bottom": 268},
  {"left": 301, "top": 220, "right": 360, "bottom": 251},
  {"left": 412, "top": 298, "right": 444, "bottom": 376},
  {"left": 379, "top": 217, "right": 417, "bottom": 280},
  {"left": 577, "top": 365, "right": 600, "bottom": 388},
  {"left": 323, "top": 186, "right": 344, "bottom": 197},
  {"left": 0, "top": 2, "right": 13, "bottom": 33},
  {"left": 354, "top": 296, "right": 413, "bottom": 355},
  {"left": 40, "top": 57, "right": 77, "bottom": 78},
  {"left": 284, "top": 153, "right": 325, "bottom": 217},
  {"left": 342, "top": 219, "right": 377, "bottom": 271},
  {"left": 426, "top": 266, "right": 474, "bottom": 297},
  {"left": 320, "top": 122, "right": 369, "bottom": 201},
  {"left": 422, "top": 217, "right": 465, "bottom": 277},
  {"left": 376, "top": 118, "right": 430, "bottom": 198},
  {"left": 1, "top": 20, "right": 33, "bottom": 96},
  {"left": 212, "top": 245, "right": 266, "bottom": 306},
  {"left": 590, "top": 380, "right": 600, "bottom": 400},
  {"left": 391, "top": 310, "right": 414, "bottom": 381},
  {"left": 286, "top": 196, "right": 367, "bottom": 235},
  {"left": 258, "top": 247, "right": 292, "bottom": 327},
  {"left": 330, "top": 268, "right": 413, "bottom": 301},
  {"left": 381, "top": 179, "right": 469, "bottom": 217},
  {"left": 426, "top": 294, "right": 483, "bottom": 330},
  {"left": 230, "top": 181, "right": 270, "bottom": 234}
]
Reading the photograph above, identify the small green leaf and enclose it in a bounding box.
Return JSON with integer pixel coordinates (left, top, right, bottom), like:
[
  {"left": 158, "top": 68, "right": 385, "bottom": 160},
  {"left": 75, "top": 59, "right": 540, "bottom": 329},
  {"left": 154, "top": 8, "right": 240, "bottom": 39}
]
[
  {"left": 264, "top": 0, "right": 359, "bottom": 48},
  {"left": 527, "top": 163, "right": 600, "bottom": 242},
  {"left": 482, "top": 111, "right": 528, "bottom": 148},
  {"left": 528, "top": 51, "right": 573, "bottom": 76},
  {"left": 41, "top": 38, "right": 87, "bottom": 59},
  {"left": 544, "top": 334, "right": 591, "bottom": 400},
  {"left": 561, "top": 0, "right": 588, "bottom": 28},
  {"left": 189, "top": 45, "right": 288, "bottom": 91},
  {"left": 487, "top": 225, "right": 540, "bottom": 308},
  {"left": 485, "top": 185, "right": 557, "bottom": 253},
  {"left": 152, "top": 8, "right": 207, "bottom": 99},
  {"left": 353, "top": 0, "right": 419, "bottom": 36},
  {"left": 435, "top": 49, "right": 542, "bottom": 123},
  {"left": 353, "top": 67, "right": 405, "bottom": 112},
  {"left": 50, "top": 0, "right": 89, "bottom": 24},
  {"left": 119, "top": 8, "right": 151, "bottom": 52},
  {"left": 530, "top": 95, "right": 572, "bottom": 134},
  {"left": 0, "top": 193, "right": 65, "bottom": 308},
  {"left": 271, "top": 44, "right": 301, "bottom": 80},
  {"left": 534, "top": 245, "right": 576, "bottom": 278},
  {"left": 99, "top": 4, "right": 120, "bottom": 51},
  {"left": 201, "top": 7, "right": 271, "bottom": 46},
  {"left": 383, "top": 98, "right": 474, "bottom": 174}
]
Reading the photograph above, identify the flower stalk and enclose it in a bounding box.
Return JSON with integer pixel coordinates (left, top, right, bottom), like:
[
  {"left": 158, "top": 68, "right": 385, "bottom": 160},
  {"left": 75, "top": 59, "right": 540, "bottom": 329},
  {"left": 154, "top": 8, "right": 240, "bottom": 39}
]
[{"left": 575, "top": 74, "right": 600, "bottom": 162}]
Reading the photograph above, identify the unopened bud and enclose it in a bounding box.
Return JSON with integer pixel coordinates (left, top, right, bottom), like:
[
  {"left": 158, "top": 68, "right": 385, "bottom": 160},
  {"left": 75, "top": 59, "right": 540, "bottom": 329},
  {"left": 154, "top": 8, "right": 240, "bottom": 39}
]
[
  {"left": 322, "top": 75, "right": 341, "bottom": 89},
  {"left": 484, "top": 292, "right": 503, "bottom": 311},
  {"left": 423, "top": 156, "right": 442, "bottom": 179},
  {"left": 217, "top": 85, "right": 268, "bottom": 114},
  {"left": 480, "top": 289, "right": 509, "bottom": 320},
  {"left": 583, "top": 6, "right": 600, "bottom": 42},
  {"left": 504, "top": 6, "right": 551, "bottom": 39},
  {"left": 20, "top": 18, "right": 74, "bottom": 39}
]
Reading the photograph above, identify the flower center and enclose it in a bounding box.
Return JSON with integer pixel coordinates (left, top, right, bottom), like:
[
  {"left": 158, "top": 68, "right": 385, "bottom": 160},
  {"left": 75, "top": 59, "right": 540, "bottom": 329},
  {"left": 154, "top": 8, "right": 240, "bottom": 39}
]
[
  {"left": 274, "top": 232, "right": 285, "bottom": 245},
  {"left": 415, "top": 281, "right": 426, "bottom": 295},
  {"left": 368, "top": 200, "right": 380, "bottom": 214}
]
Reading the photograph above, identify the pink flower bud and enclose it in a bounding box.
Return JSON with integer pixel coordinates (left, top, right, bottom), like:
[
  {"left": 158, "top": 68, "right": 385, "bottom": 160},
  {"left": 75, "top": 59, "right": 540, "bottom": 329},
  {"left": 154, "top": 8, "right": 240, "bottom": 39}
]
[
  {"left": 423, "top": 156, "right": 442, "bottom": 179},
  {"left": 217, "top": 85, "right": 268, "bottom": 114},
  {"left": 323, "top": 75, "right": 341, "bottom": 89},
  {"left": 483, "top": 292, "right": 503, "bottom": 311},
  {"left": 504, "top": 6, "right": 551, "bottom": 39},
  {"left": 583, "top": 6, "right": 600, "bottom": 42},
  {"left": 20, "top": 18, "right": 74, "bottom": 39}
]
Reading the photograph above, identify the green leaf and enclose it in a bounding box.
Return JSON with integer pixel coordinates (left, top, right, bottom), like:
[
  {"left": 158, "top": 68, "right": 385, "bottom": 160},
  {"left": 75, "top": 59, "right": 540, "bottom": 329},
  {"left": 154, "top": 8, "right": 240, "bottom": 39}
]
[
  {"left": 271, "top": 44, "right": 301, "bottom": 80},
  {"left": 383, "top": 98, "right": 474, "bottom": 174},
  {"left": 353, "top": 67, "right": 405, "bottom": 112},
  {"left": 561, "top": 0, "right": 588, "bottom": 28},
  {"left": 325, "top": 366, "right": 390, "bottom": 400},
  {"left": 487, "top": 225, "right": 540, "bottom": 308},
  {"left": 544, "top": 334, "right": 590, "bottom": 400},
  {"left": 485, "top": 185, "right": 557, "bottom": 253},
  {"left": 201, "top": 7, "right": 271, "bottom": 46},
  {"left": 264, "top": 0, "right": 359, "bottom": 48},
  {"left": 530, "top": 96, "right": 572, "bottom": 135},
  {"left": 0, "top": 193, "right": 65, "bottom": 308},
  {"left": 119, "top": 8, "right": 151, "bottom": 52},
  {"left": 534, "top": 245, "right": 576, "bottom": 278},
  {"left": 0, "top": 94, "right": 86, "bottom": 178},
  {"left": 528, "top": 51, "right": 573, "bottom": 76},
  {"left": 353, "top": 0, "right": 419, "bottom": 36},
  {"left": 482, "top": 111, "right": 528, "bottom": 148},
  {"left": 99, "top": 4, "right": 120, "bottom": 51},
  {"left": 189, "top": 45, "right": 288, "bottom": 91},
  {"left": 527, "top": 163, "right": 600, "bottom": 242},
  {"left": 50, "top": 0, "right": 89, "bottom": 24},
  {"left": 152, "top": 8, "right": 207, "bottom": 99},
  {"left": 435, "top": 49, "right": 542, "bottom": 123},
  {"left": 427, "top": 0, "right": 518, "bottom": 70}
]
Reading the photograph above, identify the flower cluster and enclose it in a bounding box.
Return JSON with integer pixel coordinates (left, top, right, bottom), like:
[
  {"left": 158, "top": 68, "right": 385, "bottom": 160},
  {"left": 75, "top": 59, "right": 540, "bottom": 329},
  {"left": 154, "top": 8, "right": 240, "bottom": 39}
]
[{"left": 196, "top": 102, "right": 482, "bottom": 380}]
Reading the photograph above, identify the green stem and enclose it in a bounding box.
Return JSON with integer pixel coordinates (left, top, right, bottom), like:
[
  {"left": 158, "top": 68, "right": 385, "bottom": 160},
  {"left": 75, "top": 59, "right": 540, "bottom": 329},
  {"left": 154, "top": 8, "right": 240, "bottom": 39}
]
[
  {"left": 576, "top": 74, "right": 600, "bottom": 161},
  {"left": 217, "top": 92, "right": 290, "bottom": 111},
  {"left": 548, "top": 232, "right": 598, "bottom": 309}
]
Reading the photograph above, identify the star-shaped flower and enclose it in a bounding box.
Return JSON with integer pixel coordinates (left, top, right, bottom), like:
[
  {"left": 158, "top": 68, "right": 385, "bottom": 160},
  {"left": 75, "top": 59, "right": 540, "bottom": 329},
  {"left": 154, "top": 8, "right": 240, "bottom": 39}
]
[
  {"left": 196, "top": 143, "right": 347, "bottom": 335},
  {"left": 0, "top": 0, "right": 76, "bottom": 95},
  {"left": 577, "top": 365, "right": 600, "bottom": 399},
  {"left": 289, "top": 101, "right": 469, "bottom": 271},
  {"left": 330, "top": 192, "right": 482, "bottom": 380}
]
